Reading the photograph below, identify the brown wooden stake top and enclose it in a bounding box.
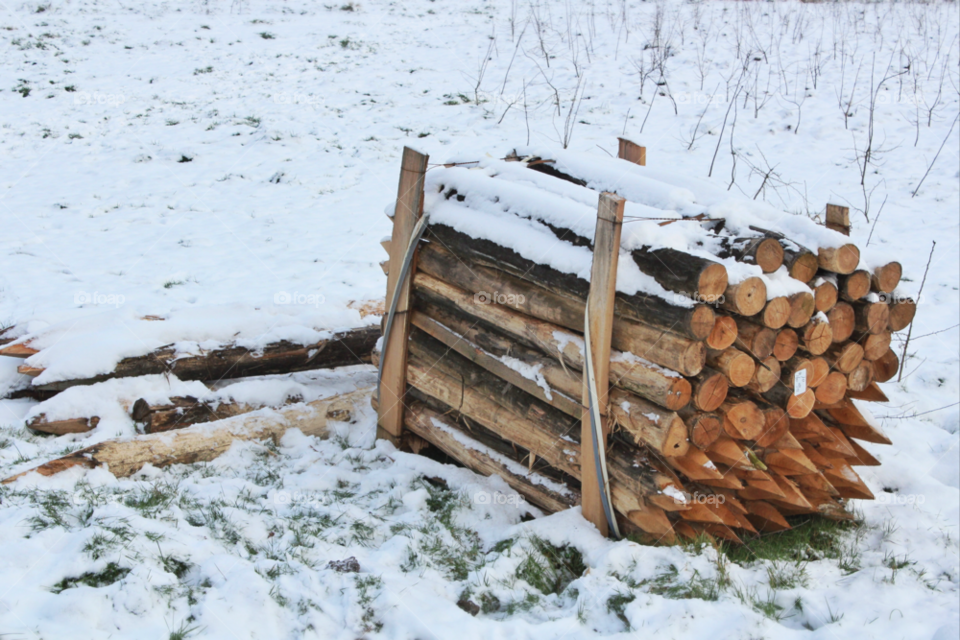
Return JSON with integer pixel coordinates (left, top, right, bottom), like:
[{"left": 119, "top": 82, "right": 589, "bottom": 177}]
[
  {"left": 825, "top": 204, "right": 851, "bottom": 236},
  {"left": 618, "top": 137, "right": 646, "bottom": 166}
]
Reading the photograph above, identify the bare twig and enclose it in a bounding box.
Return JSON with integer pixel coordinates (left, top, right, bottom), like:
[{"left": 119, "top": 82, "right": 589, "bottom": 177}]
[
  {"left": 898, "top": 241, "right": 935, "bottom": 382},
  {"left": 911, "top": 112, "right": 960, "bottom": 198}
]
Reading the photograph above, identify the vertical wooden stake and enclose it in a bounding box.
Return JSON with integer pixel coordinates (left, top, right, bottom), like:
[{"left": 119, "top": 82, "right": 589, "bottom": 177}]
[
  {"left": 581, "top": 192, "right": 625, "bottom": 536},
  {"left": 825, "top": 204, "right": 850, "bottom": 236},
  {"left": 617, "top": 137, "right": 646, "bottom": 166},
  {"left": 378, "top": 147, "right": 429, "bottom": 444}
]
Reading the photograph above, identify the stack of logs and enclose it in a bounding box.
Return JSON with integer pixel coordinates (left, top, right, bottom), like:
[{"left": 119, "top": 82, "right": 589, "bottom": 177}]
[
  {"left": 0, "top": 325, "right": 380, "bottom": 435},
  {"left": 375, "top": 144, "right": 912, "bottom": 544}
]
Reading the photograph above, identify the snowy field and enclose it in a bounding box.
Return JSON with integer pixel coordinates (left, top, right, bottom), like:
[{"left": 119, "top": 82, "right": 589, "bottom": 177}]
[{"left": 0, "top": 0, "right": 958, "bottom": 638}]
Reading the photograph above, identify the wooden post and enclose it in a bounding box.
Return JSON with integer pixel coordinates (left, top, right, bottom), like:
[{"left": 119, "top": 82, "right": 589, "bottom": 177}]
[
  {"left": 825, "top": 204, "right": 850, "bottom": 236},
  {"left": 581, "top": 192, "right": 625, "bottom": 536},
  {"left": 378, "top": 147, "right": 429, "bottom": 444},
  {"left": 617, "top": 137, "right": 646, "bottom": 166}
]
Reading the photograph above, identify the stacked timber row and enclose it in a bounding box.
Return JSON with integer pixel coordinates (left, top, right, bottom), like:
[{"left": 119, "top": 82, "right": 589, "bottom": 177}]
[
  {"left": 1, "top": 325, "right": 381, "bottom": 434},
  {"left": 375, "top": 142, "right": 912, "bottom": 544}
]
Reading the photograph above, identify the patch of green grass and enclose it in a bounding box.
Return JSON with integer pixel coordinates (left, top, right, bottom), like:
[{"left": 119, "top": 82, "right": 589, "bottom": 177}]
[
  {"left": 515, "top": 536, "right": 586, "bottom": 596},
  {"left": 168, "top": 620, "right": 202, "bottom": 640},
  {"left": 355, "top": 574, "right": 383, "bottom": 633},
  {"left": 606, "top": 591, "right": 635, "bottom": 629},
  {"left": 52, "top": 562, "right": 130, "bottom": 593},
  {"left": 721, "top": 515, "right": 861, "bottom": 564},
  {"left": 766, "top": 560, "right": 808, "bottom": 590},
  {"left": 259, "top": 32, "right": 275, "bottom": 40}
]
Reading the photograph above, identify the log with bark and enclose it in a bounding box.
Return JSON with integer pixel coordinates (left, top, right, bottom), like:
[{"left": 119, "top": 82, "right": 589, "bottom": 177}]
[
  {"left": 27, "top": 414, "right": 100, "bottom": 435},
  {"left": 630, "top": 247, "right": 728, "bottom": 303},
  {"left": 422, "top": 224, "right": 716, "bottom": 341},
  {"left": 131, "top": 396, "right": 282, "bottom": 434},
  {"left": 16, "top": 326, "right": 381, "bottom": 392},
  {"left": 412, "top": 272, "right": 693, "bottom": 409},
  {"left": 3, "top": 388, "right": 372, "bottom": 484}
]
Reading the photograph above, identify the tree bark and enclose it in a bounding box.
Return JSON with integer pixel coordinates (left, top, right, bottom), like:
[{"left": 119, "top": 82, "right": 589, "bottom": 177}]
[
  {"left": 631, "top": 247, "right": 728, "bottom": 302},
  {"left": 27, "top": 415, "right": 100, "bottom": 435},
  {"left": 131, "top": 397, "right": 270, "bottom": 434},
  {"left": 422, "top": 224, "right": 716, "bottom": 340},
  {"left": 19, "top": 326, "right": 380, "bottom": 392}
]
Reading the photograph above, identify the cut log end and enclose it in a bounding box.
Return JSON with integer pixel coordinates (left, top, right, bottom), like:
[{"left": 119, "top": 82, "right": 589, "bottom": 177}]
[
  {"left": 846, "top": 360, "right": 874, "bottom": 393},
  {"left": 857, "top": 302, "right": 891, "bottom": 335},
  {"left": 761, "top": 297, "right": 791, "bottom": 329},
  {"left": 688, "top": 413, "right": 723, "bottom": 449},
  {"left": 888, "top": 298, "right": 916, "bottom": 332},
  {"left": 873, "top": 348, "right": 899, "bottom": 383},
  {"left": 698, "top": 263, "right": 730, "bottom": 302},
  {"left": 721, "top": 400, "right": 765, "bottom": 440},
  {"left": 747, "top": 357, "right": 781, "bottom": 394},
  {"left": 819, "top": 244, "right": 860, "bottom": 275},
  {"left": 840, "top": 270, "right": 871, "bottom": 302},
  {"left": 800, "top": 319, "right": 833, "bottom": 355},
  {"left": 814, "top": 281, "right": 838, "bottom": 313},
  {"left": 787, "top": 291, "right": 816, "bottom": 328},
  {"left": 809, "top": 357, "right": 830, "bottom": 388},
  {"left": 815, "top": 372, "right": 848, "bottom": 405},
  {"left": 786, "top": 250, "right": 819, "bottom": 283},
  {"left": 755, "top": 238, "right": 785, "bottom": 273},
  {"left": 724, "top": 277, "right": 767, "bottom": 317},
  {"left": 829, "top": 342, "right": 865, "bottom": 373},
  {"left": 872, "top": 262, "right": 902, "bottom": 294},
  {"left": 693, "top": 370, "right": 729, "bottom": 412},
  {"left": 828, "top": 302, "right": 855, "bottom": 343},
  {"left": 706, "top": 316, "right": 738, "bottom": 350},
  {"left": 786, "top": 388, "right": 816, "bottom": 418},
  {"left": 773, "top": 329, "right": 799, "bottom": 361},
  {"left": 690, "top": 305, "right": 718, "bottom": 341},
  {"left": 708, "top": 348, "right": 756, "bottom": 388}
]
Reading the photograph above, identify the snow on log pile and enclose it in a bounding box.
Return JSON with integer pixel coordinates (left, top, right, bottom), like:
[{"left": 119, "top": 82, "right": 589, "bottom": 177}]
[
  {"left": 0, "top": 312, "right": 381, "bottom": 435},
  {"left": 375, "top": 142, "right": 911, "bottom": 544}
]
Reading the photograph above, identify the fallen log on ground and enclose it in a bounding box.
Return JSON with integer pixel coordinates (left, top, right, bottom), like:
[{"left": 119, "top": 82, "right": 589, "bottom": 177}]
[
  {"left": 3, "top": 388, "right": 371, "bottom": 484},
  {"left": 16, "top": 326, "right": 380, "bottom": 392}
]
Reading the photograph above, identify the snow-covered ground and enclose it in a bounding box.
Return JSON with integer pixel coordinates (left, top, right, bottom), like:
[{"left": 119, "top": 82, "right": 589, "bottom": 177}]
[{"left": 0, "top": 1, "right": 957, "bottom": 638}]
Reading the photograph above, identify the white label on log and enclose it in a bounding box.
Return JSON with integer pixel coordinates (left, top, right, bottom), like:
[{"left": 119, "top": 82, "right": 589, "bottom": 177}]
[{"left": 794, "top": 370, "right": 807, "bottom": 396}]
